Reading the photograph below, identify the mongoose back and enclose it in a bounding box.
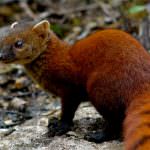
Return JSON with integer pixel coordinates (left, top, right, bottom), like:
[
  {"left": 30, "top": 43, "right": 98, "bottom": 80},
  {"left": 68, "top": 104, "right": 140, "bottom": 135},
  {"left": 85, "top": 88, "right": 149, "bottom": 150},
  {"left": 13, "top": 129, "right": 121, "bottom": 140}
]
[{"left": 0, "top": 20, "right": 150, "bottom": 150}]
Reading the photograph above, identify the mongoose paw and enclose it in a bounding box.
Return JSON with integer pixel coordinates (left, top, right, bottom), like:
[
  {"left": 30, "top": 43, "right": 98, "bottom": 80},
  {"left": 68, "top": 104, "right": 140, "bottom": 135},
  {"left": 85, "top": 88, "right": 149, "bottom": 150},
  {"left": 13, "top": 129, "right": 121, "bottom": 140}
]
[
  {"left": 47, "top": 117, "right": 72, "bottom": 137},
  {"left": 84, "top": 130, "right": 120, "bottom": 143}
]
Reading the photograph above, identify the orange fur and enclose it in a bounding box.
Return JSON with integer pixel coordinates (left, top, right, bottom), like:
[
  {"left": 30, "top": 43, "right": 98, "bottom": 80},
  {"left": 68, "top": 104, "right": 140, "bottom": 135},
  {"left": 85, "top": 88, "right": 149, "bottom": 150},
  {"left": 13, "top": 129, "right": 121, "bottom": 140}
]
[
  {"left": 26, "top": 29, "right": 150, "bottom": 149},
  {"left": 0, "top": 22, "right": 150, "bottom": 149}
]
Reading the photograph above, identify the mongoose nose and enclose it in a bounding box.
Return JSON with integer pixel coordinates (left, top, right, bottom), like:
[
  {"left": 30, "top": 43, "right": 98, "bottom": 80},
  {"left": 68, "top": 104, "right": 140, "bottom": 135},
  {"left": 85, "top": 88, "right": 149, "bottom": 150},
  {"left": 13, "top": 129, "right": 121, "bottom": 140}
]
[
  {"left": 0, "top": 52, "right": 5, "bottom": 61},
  {"left": 0, "top": 53, "right": 3, "bottom": 60},
  {"left": 0, "top": 50, "right": 15, "bottom": 63}
]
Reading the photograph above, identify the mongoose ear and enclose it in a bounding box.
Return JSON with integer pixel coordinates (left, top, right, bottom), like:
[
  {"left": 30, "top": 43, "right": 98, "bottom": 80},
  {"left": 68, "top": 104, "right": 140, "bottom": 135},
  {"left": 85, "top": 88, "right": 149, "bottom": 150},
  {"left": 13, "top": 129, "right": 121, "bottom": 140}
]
[
  {"left": 32, "top": 20, "right": 50, "bottom": 33},
  {"left": 10, "top": 21, "right": 19, "bottom": 29}
]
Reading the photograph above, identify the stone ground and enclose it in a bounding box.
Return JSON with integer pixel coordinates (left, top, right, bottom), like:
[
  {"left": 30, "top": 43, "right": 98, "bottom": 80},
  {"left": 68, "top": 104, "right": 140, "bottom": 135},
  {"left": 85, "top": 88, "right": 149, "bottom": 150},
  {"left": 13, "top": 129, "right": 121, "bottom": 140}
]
[{"left": 0, "top": 102, "right": 123, "bottom": 150}]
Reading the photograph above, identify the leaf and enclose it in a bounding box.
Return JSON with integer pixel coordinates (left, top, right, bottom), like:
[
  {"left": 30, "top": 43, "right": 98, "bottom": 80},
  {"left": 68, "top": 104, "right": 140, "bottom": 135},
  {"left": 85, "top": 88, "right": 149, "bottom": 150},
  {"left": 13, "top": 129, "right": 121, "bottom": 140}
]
[
  {"left": 128, "top": 5, "right": 145, "bottom": 14},
  {"left": 51, "top": 24, "right": 65, "bottom": 38}
]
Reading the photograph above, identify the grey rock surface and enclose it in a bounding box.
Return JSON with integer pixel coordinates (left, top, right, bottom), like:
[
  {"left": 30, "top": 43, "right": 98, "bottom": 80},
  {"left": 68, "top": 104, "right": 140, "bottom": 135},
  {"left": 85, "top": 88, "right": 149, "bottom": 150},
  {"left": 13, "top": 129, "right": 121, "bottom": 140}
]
[{"left": 0, "top": 102, "right": 123, "bottom": 150}]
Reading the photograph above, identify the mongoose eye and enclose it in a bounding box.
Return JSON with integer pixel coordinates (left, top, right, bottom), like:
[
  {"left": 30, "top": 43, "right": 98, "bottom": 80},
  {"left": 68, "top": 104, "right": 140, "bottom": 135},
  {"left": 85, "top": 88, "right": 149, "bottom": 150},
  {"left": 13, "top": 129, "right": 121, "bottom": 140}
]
[{"left": 14, "top": 40, "right": 24, "bottom": 49}]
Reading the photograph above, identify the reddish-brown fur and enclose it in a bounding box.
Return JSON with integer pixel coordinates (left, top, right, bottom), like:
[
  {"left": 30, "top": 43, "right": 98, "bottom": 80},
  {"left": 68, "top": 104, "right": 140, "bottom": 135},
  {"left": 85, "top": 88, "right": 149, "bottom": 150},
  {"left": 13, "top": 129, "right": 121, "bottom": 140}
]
[
  {"left": 26, "top": 29, "right": 150, "bottom": 149},
  {"left": 0, "top": 22, "right": 150, "bottom": 149}
]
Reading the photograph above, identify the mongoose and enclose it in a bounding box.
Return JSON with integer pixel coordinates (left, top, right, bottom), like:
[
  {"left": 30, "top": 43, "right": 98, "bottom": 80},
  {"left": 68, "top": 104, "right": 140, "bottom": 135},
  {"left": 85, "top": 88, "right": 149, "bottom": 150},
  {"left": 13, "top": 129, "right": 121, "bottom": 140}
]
[{"left": 0, "top": 20, "right": 150, "bottom": 150}]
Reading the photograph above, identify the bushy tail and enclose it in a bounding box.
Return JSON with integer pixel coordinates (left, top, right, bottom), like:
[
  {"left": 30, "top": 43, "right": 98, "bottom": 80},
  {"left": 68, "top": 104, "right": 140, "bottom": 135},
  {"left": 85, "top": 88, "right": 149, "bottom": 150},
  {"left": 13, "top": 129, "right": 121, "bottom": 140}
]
[{"left": 124, "top": 93, "right": 150, "bottom": 150}]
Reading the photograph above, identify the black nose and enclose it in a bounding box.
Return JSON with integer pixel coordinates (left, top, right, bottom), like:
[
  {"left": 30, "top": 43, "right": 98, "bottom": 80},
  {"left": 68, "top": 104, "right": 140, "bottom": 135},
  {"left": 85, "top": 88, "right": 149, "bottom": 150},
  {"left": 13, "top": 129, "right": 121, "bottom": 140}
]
[
  {"left": 0, "top": 52, "right": 8, "bottom": 61},
  {"left": 0, "top": 52, "right": 4, "bottom": 60},
  {"left": 0, "top": 49, "right": 16, "bottom": 63},
  {"left": 0, "top": 51, "right": 10, "bottom": 61}
]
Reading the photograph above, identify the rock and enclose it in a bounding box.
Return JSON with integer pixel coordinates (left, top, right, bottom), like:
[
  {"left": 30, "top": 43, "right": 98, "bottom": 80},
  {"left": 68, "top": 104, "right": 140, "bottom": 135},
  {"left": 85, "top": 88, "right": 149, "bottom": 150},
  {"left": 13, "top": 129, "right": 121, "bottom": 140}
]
[
  {"left": 0, "top": 110, "right": 31, "bottom": 128},
  {"left": 0, "top": 99, "right": 9, "bottom": 109},
  {"left": 4, "top": 119, "right": 14, "bottom": 126},
  {"left": 38, "top": 117, "right": 49, "bottom": 127},
  {"left": 0, "top": 128, "right": 15, "bottom": 137},
  {"left": 0, "top": 75, "right": 10, "bottom": 85},
  {"left": 0, "top": 103, "right": 123, "bottom": 150},
  {"left": 14, "top": 77, "right": 30, "bottom": 90},
  {"left": 42, "top": 137, "right": 123, "bottom": 150},
  {"left": 10, "top": 97, "right": 28, "bottom": 111}
]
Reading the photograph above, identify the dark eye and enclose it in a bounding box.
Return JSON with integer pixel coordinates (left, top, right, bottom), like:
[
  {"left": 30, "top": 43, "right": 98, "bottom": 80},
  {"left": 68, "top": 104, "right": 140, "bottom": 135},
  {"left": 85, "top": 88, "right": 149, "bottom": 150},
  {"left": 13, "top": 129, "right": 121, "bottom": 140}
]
[{"left": 14, "top": 40, "right": 24, "bottom": 48}]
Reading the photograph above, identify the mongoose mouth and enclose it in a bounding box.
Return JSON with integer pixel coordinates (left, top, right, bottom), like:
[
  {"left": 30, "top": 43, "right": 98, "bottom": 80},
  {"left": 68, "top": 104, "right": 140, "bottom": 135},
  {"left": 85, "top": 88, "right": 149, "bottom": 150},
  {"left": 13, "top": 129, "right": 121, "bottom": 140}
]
[{"left": 0, "top": 57, "right": 15, "bottom": 63}]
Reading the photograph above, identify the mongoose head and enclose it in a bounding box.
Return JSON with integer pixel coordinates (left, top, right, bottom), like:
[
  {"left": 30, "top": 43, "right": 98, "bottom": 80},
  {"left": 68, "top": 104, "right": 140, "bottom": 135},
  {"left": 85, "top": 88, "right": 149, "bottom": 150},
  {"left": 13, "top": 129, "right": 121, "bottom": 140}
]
[{"left": 0, "top": 20, "right": 50, "bottom": 64}]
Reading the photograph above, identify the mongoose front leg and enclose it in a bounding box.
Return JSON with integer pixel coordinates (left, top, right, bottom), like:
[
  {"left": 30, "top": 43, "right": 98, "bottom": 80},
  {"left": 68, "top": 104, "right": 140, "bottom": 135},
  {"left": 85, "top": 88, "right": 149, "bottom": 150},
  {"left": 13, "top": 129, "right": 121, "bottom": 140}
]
[{"left": 48, "top": 88, "right": 83, "bottom": 137}]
